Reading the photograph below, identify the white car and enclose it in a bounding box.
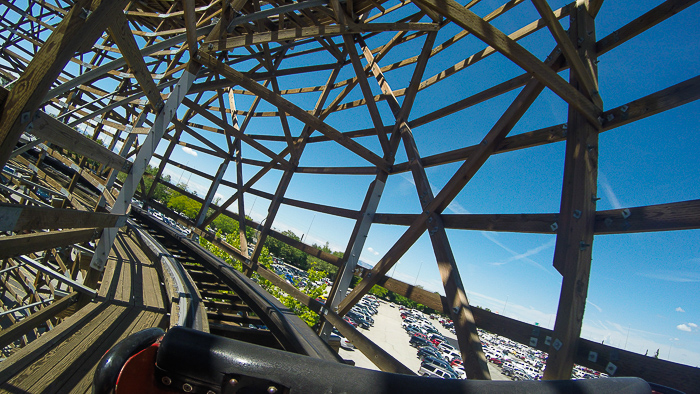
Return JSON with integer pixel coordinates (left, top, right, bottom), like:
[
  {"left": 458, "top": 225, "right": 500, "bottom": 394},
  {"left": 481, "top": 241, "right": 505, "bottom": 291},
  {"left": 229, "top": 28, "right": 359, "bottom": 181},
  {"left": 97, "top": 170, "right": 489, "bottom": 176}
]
[
  {"left": 442, "top": 348, "right": 462, "bottom": 362},
  {"left": 330, "top": 334, "right": 354, "bottom": 350},
  {"left": 418, "top": 364, "right": 457, "bottom": 379},
  {"left": 452, "top": 365, "right": 467, "bottom": 379}
]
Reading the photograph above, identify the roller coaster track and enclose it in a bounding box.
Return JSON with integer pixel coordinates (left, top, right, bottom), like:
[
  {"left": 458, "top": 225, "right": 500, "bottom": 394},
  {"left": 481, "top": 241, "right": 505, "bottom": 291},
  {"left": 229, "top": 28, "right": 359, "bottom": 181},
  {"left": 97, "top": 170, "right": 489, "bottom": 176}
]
[{"left": 127, "top": 207, "right": 340, "bottom": 361}]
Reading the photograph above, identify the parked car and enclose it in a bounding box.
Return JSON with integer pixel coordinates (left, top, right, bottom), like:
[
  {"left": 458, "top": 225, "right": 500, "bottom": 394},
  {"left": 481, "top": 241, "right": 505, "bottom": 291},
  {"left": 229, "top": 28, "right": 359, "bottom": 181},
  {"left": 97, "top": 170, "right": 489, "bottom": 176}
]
[
  {"left": 428, "top": 333, "right": 447, "bottom": 342},
  {"left": 409, "top": 336, "right": 433, "bottom": 348},
  {"left": 347, "top": 315, "right": 370, "bottom": 330},
  {"left": 442, "top": 348, "right": 462, "bottom": 362},
  {"left": 488, "top": 357, "right": 503, "bottom": 366},
  {"left": 424, "top": 326, "right": 440, "bottom": 335},
  {"left": 501, "top": 364, "right": 515, "bottom": 377},
  {"left": 421, "top": 356, "right": 454, "bottom": 372},
  {"left": 330, "top": 334, "right": 354, "bottom": 350},
  {"left": 343, "top": 316, "right": 358, "bottom": 327},
  {"left": 417, "top": 346, "right": 443, "bottom": 361},
  {"left": 512, "top": 369, "right": 536, "bottom": 381},
  {"left": 437, "top": 342, "right": 456, "bottom": 353},
  {"left": 452, "top": 365, "right": 467, "bottom": 379},
  {"left": 418, "top": 364, "right": 458, "bottom": 379}
]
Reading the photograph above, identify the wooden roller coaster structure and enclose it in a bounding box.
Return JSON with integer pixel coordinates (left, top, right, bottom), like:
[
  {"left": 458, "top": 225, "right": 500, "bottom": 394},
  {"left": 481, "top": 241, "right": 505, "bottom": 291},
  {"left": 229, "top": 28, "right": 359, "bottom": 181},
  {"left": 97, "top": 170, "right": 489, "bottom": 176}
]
[{"left": 0, "top": 0, "right": 698, "bottom": 392}]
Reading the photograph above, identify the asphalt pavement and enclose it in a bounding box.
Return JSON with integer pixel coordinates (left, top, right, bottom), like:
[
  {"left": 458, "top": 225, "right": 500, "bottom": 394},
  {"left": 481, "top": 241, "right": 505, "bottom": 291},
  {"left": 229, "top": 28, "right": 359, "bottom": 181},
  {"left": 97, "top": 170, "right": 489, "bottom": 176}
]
[{"left": 338, "top": 301, "right": 509, "bottom": 380}]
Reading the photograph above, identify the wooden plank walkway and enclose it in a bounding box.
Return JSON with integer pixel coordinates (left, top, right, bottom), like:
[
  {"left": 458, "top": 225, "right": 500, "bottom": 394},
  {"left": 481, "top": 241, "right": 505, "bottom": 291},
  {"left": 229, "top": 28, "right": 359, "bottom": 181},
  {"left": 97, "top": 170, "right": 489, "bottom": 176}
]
[{"left": 0, "top": 230, "right": 169, "bottom": 393}]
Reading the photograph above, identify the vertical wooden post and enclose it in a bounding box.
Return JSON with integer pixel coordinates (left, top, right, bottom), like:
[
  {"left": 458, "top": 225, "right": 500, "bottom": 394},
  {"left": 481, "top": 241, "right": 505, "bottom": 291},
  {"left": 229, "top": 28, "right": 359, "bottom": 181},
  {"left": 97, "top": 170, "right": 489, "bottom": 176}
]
[
  {"left": 196, "top": 159, "right": 230, "bottom": 227},
  {"left": 544, "top": 0, "right": 600, "bottom": 380},
  {"left": 89, "top": 67, "right": 199, "bottom": 273}
]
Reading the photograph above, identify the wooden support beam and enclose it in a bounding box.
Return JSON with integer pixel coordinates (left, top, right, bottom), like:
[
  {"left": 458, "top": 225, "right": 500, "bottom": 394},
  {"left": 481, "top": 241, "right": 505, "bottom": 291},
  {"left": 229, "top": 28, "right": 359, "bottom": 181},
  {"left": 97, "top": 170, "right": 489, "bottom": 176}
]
[
  {"left": 339, "top": 47, "right": 562, "bottom": 323},
  {"left": 600, "top": 74, "right": 700, "bottom": 131},
  {"left": 373, "top": 199, "right": 700, "bottom": 234},
  {"left": 0, "top": 292, "right": 78, "bottom": 349},
  {"left": 172, "top": 119, "right": 228, "bottom": 157},
  {"left": 205, "top": 22, "right": 439, "bottom": 52},
  {"left": 0, "top": 203, "right": 125, "bottom": 232},
  {"left": 181, "top": 97, "right": 293, "bottom": 171},
  {"left": 413, "top": 0, "right": 602, "bottom": 128},
  {"left": 593, "top": 199, "right": 700, "bottom": 234},
  {"left": 195, "top": 159, "right": 229, "bottom": 227},
  {"left": 182, "top": 0, "right": 199, "bottom": 60},
  {"left": 12, "top": 155, "right": 90, "bottom": 211},
  {"left": 145, "top": 129, "right": 182, "bottom": 202},
  {"left": 108, "top": 13, "right": 165, "bottom": 111},
  {"left": 596, "top": 0, "right": 698, "bottom": 56},
  {"left": 89, "top": 67, "right": 199, "bottom": 272},
  {"left": 229, "top": 90, "right": 249, "bottom": 253},
  {"left": 0, "top": 0, "right": 129, "bottom": 168},
  {"left": 195, "top": 51, "right": 390, "bottom": 173},
  {"left": 29, "top": 111, "right": 131, "bottom": 172},
  {"left": 353, "top": 31, "right": 491, "bottom": 379},
  {"left": 396, "top": 31, "right": 438, "bottom": 122},
  {"left": 0, "top": 228, "right": 101, "bottom": 260},
  {"left": 42, "top": 147, "right": 116, "bottom": 207},
  {"left": 342, "top": 34, "right": 390, "bottom": 155},
  {"left": 199, "top": 156, "right": 280, "bottom": 228},
  {"left": 254, "top": 264, "right": 415, "bottom": 375},
  {"left": 394, "top": 73, "right": 700, "bottom": 174},
  {"left": 531, "top": 0, "right": 603, "bottom": 109},
  {"left": 201, "top": 58, "right": 347, "bottom": 230},
  {"left": 544, "top": 4, "right": 599, "bottom": 380},
  {"left": 0, "top": 86, "right": 8, "bottom": 108},
  {"left": 246, "top": 170, "right": 295, "bottom": 277}
]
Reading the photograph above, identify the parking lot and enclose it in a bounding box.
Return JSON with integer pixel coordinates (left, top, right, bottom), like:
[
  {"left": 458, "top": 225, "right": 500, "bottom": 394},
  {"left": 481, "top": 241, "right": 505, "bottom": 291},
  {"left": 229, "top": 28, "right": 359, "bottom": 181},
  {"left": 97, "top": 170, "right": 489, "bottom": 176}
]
[{"left": 338, "top": 301, "right": 509, "bottom": 380}]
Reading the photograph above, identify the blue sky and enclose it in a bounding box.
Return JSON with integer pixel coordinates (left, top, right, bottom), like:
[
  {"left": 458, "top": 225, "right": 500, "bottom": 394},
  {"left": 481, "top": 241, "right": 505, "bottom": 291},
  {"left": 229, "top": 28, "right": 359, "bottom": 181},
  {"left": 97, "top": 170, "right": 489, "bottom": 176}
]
[
  {"left": 1, "top": 0, "right": 697, "bottom": 367},
  {"left": 147, "top": 0, "right": 700, "bottom": 367}
]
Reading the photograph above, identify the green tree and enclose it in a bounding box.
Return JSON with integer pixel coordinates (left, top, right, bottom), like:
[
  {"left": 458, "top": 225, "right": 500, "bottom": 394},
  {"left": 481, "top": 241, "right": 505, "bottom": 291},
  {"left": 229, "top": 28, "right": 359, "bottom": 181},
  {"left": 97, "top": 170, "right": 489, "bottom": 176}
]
[
  {"left": 264, "top": 230, "right": 308, "bottom": 269},
  {"left": 167, "top": 193, "right": 201, "bottom": 219},
  {"left": 119, "top": 164, "right": 171, "bottom": 202},
  {"left": 369, "top": 284, "right": 388, "bottom": 298}
]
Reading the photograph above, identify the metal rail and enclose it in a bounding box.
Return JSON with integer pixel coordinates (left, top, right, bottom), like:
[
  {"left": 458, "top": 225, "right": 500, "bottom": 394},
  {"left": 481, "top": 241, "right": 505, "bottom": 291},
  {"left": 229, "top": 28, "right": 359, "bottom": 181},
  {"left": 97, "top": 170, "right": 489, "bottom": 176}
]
[{"left": 126, "top": 215, "right": 207, "bottom": 331}]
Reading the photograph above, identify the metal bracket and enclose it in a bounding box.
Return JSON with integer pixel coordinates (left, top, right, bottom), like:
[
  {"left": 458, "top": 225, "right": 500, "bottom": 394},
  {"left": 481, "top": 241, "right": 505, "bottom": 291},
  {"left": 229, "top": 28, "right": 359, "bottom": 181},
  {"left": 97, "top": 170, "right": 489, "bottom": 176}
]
[
  {"left": 552, "top": 338, "right": 563, "bottom": 351},
  {"left": 605, "top": 362, "right": 617, "bottom": 376},
  {"left": 621, "top": 208, "right": 631, "bottom": 219}
]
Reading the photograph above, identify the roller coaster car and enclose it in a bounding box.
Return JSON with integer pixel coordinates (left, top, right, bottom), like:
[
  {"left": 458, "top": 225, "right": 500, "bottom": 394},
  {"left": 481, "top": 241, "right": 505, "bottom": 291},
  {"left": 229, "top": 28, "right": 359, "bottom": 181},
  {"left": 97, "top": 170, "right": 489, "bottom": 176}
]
[{"left": 94, "top": 327, "right": 655, "bottom": 394}]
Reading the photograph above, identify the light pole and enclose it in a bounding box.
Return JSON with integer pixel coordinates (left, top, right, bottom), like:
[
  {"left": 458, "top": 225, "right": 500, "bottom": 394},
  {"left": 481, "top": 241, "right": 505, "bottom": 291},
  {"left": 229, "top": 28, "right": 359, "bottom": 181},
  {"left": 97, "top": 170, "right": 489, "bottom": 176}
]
[
  {"left": 413, "top": 261, "right": 423, "bottom": 287},
  {"left": 178, "top": 160, "right": 189, "bottom": 184},
  {"left": 247, "top": 196, "right": 257, "bottom": 218},
  {"left": 301, "top": 213, "right": 316, "bottom": 243},
  {"left": 391, "top": 260, "right": 400, "bottom": 278}
]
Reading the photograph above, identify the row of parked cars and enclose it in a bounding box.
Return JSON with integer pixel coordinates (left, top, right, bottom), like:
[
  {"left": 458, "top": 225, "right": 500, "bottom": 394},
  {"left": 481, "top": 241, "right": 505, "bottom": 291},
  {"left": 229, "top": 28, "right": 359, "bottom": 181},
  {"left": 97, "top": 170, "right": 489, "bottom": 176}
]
[
  {"left": 400, "top": 307, "right": 466, "bottom": 380},
  {"left": 342, "top": 295, "right": 379, "bottom": 330},
  {"left": 331, "top": 295, "right": 380, "bottom": 351}
]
